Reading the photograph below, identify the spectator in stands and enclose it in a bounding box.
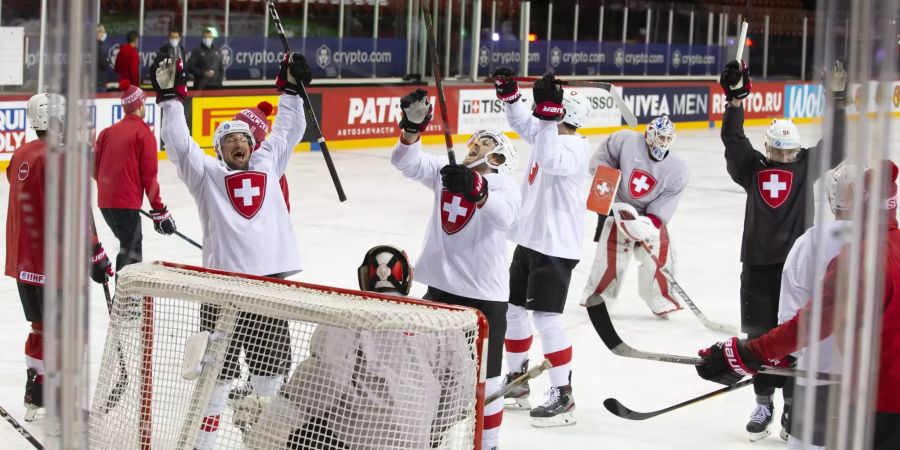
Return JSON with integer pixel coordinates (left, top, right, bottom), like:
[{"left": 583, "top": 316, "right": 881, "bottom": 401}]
[
  {"left": 96, "top": 24, "right": 111, "bottom": 92},
  {"left": 114, "top": 30, "right": 141, "bottom": 88},
  {"left": 186, "top": 28, "right": 224, "bottom": 90},
  {"left": 158, "top": 30, "right": 186, "bottom": 61}
]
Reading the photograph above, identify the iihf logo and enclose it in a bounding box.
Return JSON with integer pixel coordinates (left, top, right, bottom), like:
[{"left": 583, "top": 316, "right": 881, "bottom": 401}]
[
  {"left": 478, "top": 47, "right": 490, "bottom": 68},
  {"left": 614, "top": 48, "right": 625, "bottom": 68},
  {"left": 671, "top": 50, "right": 681, "bottom": 68},
  {"left": 220, "top": 44, "right": 233, "bottom": 70},
  {"left": 550, "top": 47, "right": 562, "bottom": 68},
  {"left": 316, "top": 45, "right": 331, "bottom": 68}
]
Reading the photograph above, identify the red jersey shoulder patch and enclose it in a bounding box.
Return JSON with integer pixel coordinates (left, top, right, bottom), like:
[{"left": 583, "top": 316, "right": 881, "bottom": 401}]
[
  {"left": 225, "top": 171, "right": 267, "bottom": 219},
  {"left": 528, "top": 162, "right": 540, "bottom": 185},
  {"left": 17, "top": 162, "right": 29, "bottom": 181},
  {"left": 628, "top": 169, "right": 657, "bottom": 199},
  {"left": 440, "top": 190, "right": 476, "bottom": 235},
  {"left": 757, "top": 169, "right": 793, "bottom": 209}
]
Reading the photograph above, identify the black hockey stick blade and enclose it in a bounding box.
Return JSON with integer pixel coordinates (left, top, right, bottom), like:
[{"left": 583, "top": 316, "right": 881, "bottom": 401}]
[
  {"left": 603, "top": 378, "right": 754, "bottom": 421},
  {"left": 139, "top": 210, "right": 203, "bottom": 249},
  {"left": 0, "top": 404, "right": 43, "bottom": 449}
]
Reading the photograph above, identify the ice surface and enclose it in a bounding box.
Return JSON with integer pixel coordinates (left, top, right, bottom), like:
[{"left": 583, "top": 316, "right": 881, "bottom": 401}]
[{"left": 0, "top": 120, "right": 895, "bottom": 449}]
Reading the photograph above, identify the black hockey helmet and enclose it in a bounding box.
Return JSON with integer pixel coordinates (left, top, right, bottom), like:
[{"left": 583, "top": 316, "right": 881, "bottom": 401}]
[{"left": 357, "top": 245, "right": 413, "bottom": 296}]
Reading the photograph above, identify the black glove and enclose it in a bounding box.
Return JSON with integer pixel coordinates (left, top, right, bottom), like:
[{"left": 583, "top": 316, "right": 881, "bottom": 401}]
[
  {"left": 91, "top": 243, "right": 114, "bottom": 284},
  {"left": 150, "top": 55, "right": 188, "bottom": 102},
  {"left": 276, "top": 52, "right": 312, "bottom": 95},
  {"left": 492, "top": 67, "right": 520, "bottom": 103},
  {"left": 440, "top": 164, "right": 488, "bottom": 203},
  {"left": 696, "top": 337, "right": 763, "bottom": 385},
  {"left": 532, "top": 73, "right": 564, "bottom": 121},
  {"left": 719, "top": 60, "right": 752, "bottom": 101},
  {"left": 150, "top": 206, "right": 177, "bottom": 235},
  {"left": 399, "top": 89, "right": 433, "bottom": 134}
]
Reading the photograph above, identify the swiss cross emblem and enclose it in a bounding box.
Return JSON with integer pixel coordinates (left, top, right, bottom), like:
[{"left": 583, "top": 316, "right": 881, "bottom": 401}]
[
  {"left": 528, "top": 162, "right": 540, "bottom": 185},
  {"left": 225, "top": 171, "right": 267, "bottom": 219},
  {"left": 628, "top": 169, "right": 657, "bottom": 199},
  {"left": 757, "top": 169, "right": 793, "bottom": 209},
  {"left": 595, "top": 181, "right": 611, "bottom": 198},
  {"left": 440, "top": 190, "right": 476, "bottom": 235}
]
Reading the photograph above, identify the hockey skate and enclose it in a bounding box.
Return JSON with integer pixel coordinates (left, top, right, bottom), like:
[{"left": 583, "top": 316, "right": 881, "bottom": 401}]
[
  {"left": 780, "top": 405, "right": 791, "bottom": 441},
  {"left": 502, "top": 360, "right": 531, "bottom": 410},
  {"left": 746, "top": 402, "right": 774, "bottom": 442},
  {"left": 23, "top": 369, "right": 44, "bottom": 422},
  {"left": 530, "top": 384, "right": 575, "bottom": 428}
]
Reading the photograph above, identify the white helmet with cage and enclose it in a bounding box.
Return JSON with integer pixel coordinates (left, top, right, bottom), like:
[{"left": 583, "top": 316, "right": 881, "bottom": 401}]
[
  {"left": 213, "top": 120, "right": 256, "bottom": 157},
  {"left": 824, "top": 161, "right": 858, "bottom": 214},
  {"left": 560, "top": 89, "right": 590, "bottom": 129},
  {"left": 26, "top": 93, "right": 66, "bottom": 131},
  {"left": 645, "top": 115, "right": 676, "bottom": 161},
  {"left": 465, "top": 129, "right": 518, "bottom": 173},
  {"left": 765, "top": 119, "right": 801, "bottom": 163}
]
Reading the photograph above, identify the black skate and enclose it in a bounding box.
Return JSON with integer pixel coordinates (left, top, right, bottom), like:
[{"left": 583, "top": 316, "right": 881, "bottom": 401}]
[
  {"left": 23, "top": 368, "right": 43, "bottom": 422},
  {"left": 502, "top": 360, "right": 531, "bottom": 410},
  {"left": 530, "top": 384, "right": 575, "bottom": 428},
  {"left": 746, "top": 402, "right": 774, "bottom": 442},
  {"left": 780, "top": 404, "right": 791, "bottom": 441}
]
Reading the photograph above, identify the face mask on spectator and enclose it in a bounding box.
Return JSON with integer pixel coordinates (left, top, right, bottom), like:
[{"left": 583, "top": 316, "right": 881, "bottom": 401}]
[
  {"left": 202, "top": 37, "right": 213, "bottom": 47},
  {"left": 99, "top": 32, "right": 107, "bottom": 42},
  {"left": 169, "top": 38, "right": 179, "bottom": 48}
]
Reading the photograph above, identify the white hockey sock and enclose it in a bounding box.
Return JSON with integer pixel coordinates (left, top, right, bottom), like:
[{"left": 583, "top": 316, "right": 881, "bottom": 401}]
[
  {"left": 482, "top": 376, "right": 503, "bottom": 449},
  {"left": 533, "top": 311, "right": 573, "bottom": 387},
  {"left": 194, "top": 381, "right": 230, "bottom": 450},
  {"left": 504, "top": 304, "right": 532, "bottom": 373}
]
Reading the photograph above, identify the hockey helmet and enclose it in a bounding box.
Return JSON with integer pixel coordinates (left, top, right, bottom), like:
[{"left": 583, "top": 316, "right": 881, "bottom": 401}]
[
  {"left": 765, "top": 119, "right": 801, "bottom": 163},
  {"left": 357, "top": 245, "right": 413, "bottom": 296},
  {"left": 645, "top": 115, "right": 676, "bottom": 161},
  {"left": 824, "top": 161, "right": 858, "bottom": 214},
  {"left": 213, "top": 120, "right": 256, "bottom": 157},
  {"left": 465, "top": 129, "right": 518, "bottom": 173},
  {"left": 561, "top": 89, "right": 590, "bottom": 129},
  {"left": 26, "top": 93, "right": 66, "bottom": 132}
]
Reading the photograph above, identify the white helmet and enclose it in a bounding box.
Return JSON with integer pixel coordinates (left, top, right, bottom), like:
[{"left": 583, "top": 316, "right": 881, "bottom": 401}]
[
  {"left": 561, "top": 89, "right": 590, "bottom": 129},
  {"left": 213, "top": 120, "right": 256, "bottom": 156},
  {"left": 26, "top": 93, "right": 66, "bottom": 131},
  {"left": 824, "top": 161, "right": 858, "bottom": 214},
  {"left": 645, "top": 115, "right": 676, "bottom": 161},
  {"left": 765, "top": 119, "right": 801, "bottom": 162},
  {"left": 465, "top": 129, "right": 518, "bottom": 173}
]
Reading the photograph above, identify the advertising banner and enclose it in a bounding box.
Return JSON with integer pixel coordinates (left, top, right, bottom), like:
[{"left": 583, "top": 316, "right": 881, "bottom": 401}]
[
  {"left": 190, "top": 93, "right": 322, "bottom": 149},
  {"left": 620, "top": 85, "right": 709, "bottom": 124},
  {"left": 784, "top": 83, "right": 825, "bottom": 119},
  {"left": 710, "top": 82, "right": 785, "bottom": 120},
  {"left": 319, "top": 86, "right": 449, "bottom": 141}
]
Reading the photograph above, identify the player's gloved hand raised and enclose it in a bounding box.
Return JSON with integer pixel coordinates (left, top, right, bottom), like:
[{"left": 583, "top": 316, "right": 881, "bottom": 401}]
[
  {"left": 150, "top": 55, "right": 188, "bottom": 102},
  {"left": 150, "top": 206, "right": 177, "bottom": 235},
  {"left": 440, "top": 164, "right": 489, "bottom": 203},
  {"left": 828, "top": 60, "right": 848, "bottom": 101},
  {"left": 91, "top": 243, "right": 114, "bottom": 284},
  {"left": 399, "top": 89, "right": 433, "bottom": 135},
  {"left": 531, "top": 73, "right": 565, "bottom": 121},
  {"left": 276, "top": 52, "right": 312, "bottom": 95},
  {"left": 492, "top": 67, "right": 521, "bottom": 104},
  {"left": 720, "top": 60, "right": 752, "bottom": 101}
]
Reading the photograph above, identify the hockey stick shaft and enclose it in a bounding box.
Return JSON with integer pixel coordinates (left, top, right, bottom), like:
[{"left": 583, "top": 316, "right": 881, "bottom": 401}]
[
  {"left": 736, "top": 21, "right": 749, "bottom": 62},
  {"left": 139, "top": 210, "right": 202, "bottom": 250},
  {"left": 484, "top": 359, "right": 552, "bottom": 405},
  {"left": 510, "top": 76, "right": 638, "bottom": 126},
  {"left": 266, "top": 0, "right": 347, "bottom": 201},
  {"left": 101, "top": 282, "right": 129, "bottom": 414},
  {"left": 420, "top": 1, "right": 457, "bottom": 164},
  {"left": 603, "top": 378, "right": 754, "bottom": 420},
  {"left": 0, "top": 405, "right": 43, "bottom": 449}
]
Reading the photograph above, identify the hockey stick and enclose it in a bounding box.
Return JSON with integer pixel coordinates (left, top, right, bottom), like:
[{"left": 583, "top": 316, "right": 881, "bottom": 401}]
[
  {"left": 484, "top": 359, "right": 552, "bottom": 404},
  {"left": 0, "top": 404, "right": 43, "bottom": 449},
  {"left": 266, "top": 0, "right": 347, "bottom": 201},
  {"left": 608, "top": 206, "right": 740, "bottom": 335},
  {"left": 511, "top": 76, "right": 638, "bottom": 127},
  {"left": 736, "top": 21, "right": 749, "bottom": 62},
  {"left": 420, "top": 1, "right": 457, "bottom": 164},
  {"left": 585, "top": 301, "right": 842, "bottom": 382},
  {"left": 100, "top": 282, "right": 129, "bottom": 415},
  {"left": 139, "top": 210, "right": 202, "bottom": 250},
  {"left": 603, "top": 378, "right": 754, "bottom": 421}
]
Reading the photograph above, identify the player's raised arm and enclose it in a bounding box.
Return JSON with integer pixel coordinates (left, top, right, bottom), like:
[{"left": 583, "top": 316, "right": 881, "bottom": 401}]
[
  {"left": 719, "top": 60, "right": 764, "bottom": 188},
  {"left": 255, "top": 53, "right": 311, "bottom": 176},
  {"left": 390, "top": 89, "right": 446, "bottom": 187},
  {"left": 492, "top": 68, "right": 542, "bottom": 144}
]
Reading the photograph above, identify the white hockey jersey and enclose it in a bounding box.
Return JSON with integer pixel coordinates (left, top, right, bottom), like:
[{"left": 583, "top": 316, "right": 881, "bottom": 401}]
[
  {"left": 590, "top": 129, "right": 689, "bottom": 224},
  {"left": 505, "top": 100, "right": 590, "bottom": 260},
  {"left": 777, "top": 220, "right": 849, "bottom": 386},
  {"left": 391, "top": 139, "right": 521, "bottom": 302},
  {"left": 160, "top": 95, "right": 305, "bottom": 277}
]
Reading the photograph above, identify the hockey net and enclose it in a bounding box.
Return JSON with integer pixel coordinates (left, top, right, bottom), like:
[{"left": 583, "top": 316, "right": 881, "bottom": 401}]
[{"left": 89, "top": 262, "right": 487, "bottom": 450}]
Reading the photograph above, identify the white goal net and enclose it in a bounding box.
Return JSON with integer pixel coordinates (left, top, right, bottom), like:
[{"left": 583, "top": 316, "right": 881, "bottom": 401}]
[{"left": 89, "top": 262, "right": 486, "bottom": 450}]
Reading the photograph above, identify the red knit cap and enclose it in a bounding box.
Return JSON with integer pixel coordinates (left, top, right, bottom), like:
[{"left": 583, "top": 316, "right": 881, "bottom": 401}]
[
  {"left": 233, "top": 101, "right": 273, "bottom": 151},
  {"left": 864, "top": 160, "right": 898, "bottom": 213},
  {"left": 119, "top": 79, "right": 146, "bottom": 114}
]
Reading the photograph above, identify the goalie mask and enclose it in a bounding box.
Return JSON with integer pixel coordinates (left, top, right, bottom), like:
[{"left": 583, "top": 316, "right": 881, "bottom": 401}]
[
  {"left": 645, "top": 115, "right": 675, "bottom": 161},
  {"left": 765, "top": 119, "right": 801, "bottom": 163},
  {"left": 464, "top": 129, "right": 518, "bottom": 173},
  {"left": 357, "top": 245, "right": 412, "bottom": 295}
]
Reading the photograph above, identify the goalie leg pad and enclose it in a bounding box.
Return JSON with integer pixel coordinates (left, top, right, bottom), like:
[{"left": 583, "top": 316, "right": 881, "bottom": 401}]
[
  {"left": 636, "top": 226, "right": 682, "bottom": 318},
  {"left": 580, "top": 219, "right": 630, "bottom": 307}
]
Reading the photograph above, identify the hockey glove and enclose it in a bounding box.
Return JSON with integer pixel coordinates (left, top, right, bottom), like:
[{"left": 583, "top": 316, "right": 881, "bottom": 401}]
[
  {"left": 719, "top": 60, "right": 752, "bottom": 101},
  {"left": 276, "top": 53, "right": 312, "bottom": 95},
  {"left": 492, "top": 67, "right": 521, "bottom": 103},
  {"left": 150, "top": 206, "right": 177, "bottom": 235},
  {"left": 399, "top": 89, "right": 433, "bottom": 134},
  {"left": 440, "top": 164, "right": 488, "bottom": 203},
  {"left": 531, "top": 73, "right": 565, "bottom": 121},
  {"left": 150, "top": 56, "right": 188, "bottom": 102},
  {"left": 828, "top": 60, "right": 848, "bottom": 102},
  {"left": 91, "top": 243, "right": 114, "bottom": 284},
  {"left": 697, "top": 337, "right": 770, "bottom": 385}
]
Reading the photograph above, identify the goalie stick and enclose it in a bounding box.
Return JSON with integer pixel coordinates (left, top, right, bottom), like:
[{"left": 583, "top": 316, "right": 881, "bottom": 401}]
[
  {"left": 510, "top": 76, "right": 638, "bottom": 127},
  {"left": 603, "top": 378, "right": 754, "bottom": 421},
  {"left": 0, "top": 404, "right": 43, "bottom": 449},
  {"left": 484, "top": 359, "right": 552, "bottom": 404},
  {"left": 99, "top": 282, "right": 129, "bottom": 415},
  {"left": 139, "top": 210, "right": 202, "bottom": 250},
  {"left": 420, "top": 1, "right": 458, "bottom": 164}
]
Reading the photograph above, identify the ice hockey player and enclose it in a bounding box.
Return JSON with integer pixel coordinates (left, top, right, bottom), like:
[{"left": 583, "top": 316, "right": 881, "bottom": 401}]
[
  {"left": 5, "top": 93, "right": 114, "bottom": 421},
  {"left": 719, "top": 59, "right": 847, "bottom": 440},
  {"left": 149, "top": 52, "right": 310, "bottom": 450},
  {"left": 94, "top": 79, "right": 176, "bottom": 275},
  {"left": 491, "top": 69, "right": 590, "bottom": 427},
  {"left": 390, "top": 88, "right": 521, "bottom": 449},
  {"left": 231, "top": 101, "right": 292, "bottom": 211},
  {"left": 580, "top": 115, "right": 689, "bottom": 318},
  {"left": 695, "top": 160, "right": 900, "bottom": 450}
]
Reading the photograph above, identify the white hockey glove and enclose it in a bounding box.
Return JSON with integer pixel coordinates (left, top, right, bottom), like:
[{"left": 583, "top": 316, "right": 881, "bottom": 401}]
[{"left": 829, "top": 60, "right": 848, "bottom": 101}]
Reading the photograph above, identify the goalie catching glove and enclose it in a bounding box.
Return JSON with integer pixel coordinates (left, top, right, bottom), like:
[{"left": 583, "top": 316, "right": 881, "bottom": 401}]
[{"left": 610, "top": 203, "right": 658, "bottom": 243}]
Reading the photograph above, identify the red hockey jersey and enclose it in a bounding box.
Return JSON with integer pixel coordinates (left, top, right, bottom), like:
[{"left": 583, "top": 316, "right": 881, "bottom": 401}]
[
  {"left": 94, "top": 114, "right": 164, "bottom": 210},
  {"left": 6, "top": 140, "right": 48, "bottom": 285}
]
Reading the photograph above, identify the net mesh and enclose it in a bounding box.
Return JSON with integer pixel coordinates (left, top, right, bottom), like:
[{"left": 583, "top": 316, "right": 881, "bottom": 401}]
[{"left": 89, "top": 262, "right": 484, "bottom": 450}]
